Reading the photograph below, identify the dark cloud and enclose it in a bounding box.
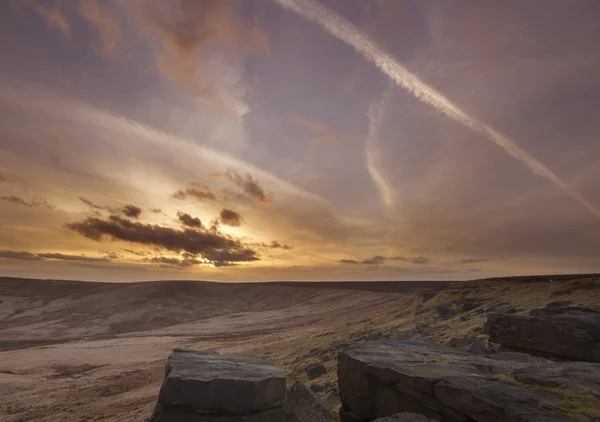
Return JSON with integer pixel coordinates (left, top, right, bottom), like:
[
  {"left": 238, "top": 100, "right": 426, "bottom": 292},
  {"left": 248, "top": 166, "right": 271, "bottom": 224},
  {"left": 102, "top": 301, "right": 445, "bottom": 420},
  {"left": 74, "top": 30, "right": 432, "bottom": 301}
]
[
  {"left": 123, "top": 248, "right": 150, "bottom": 256},
  {"left": 411, "top": 256, "right": 430, "bottom": 265},
  {"left": 172, "top": 187, "right": 217, "bottom": 202},
  {"left": 79, "top": 198, "right": 142, "bottom": 219},
  {"left": 214, "top": 170, "right": 273, "bottom": 203},
  {"left": 177, "top": 212, "right": 203, "bottom": 228},
  {"left": 79, "top": 197, "right": 104, "bottom": 210},
  {"left": 455, "top": 258, "right": 491, "bottom": 264},
  {"left": 150, "top": 208, "right": 163, "bottom": 214},
  {"left": 362, "top": 255, "right": 386, "bottom": 265},
  {"left": 144, "top": 255, "right": 202, "bottom": 269},
  {"left": 0, "top": 250, "right": 41, "bottom": 261},
  {"left": 65, "top": 214, "right": 259, "bottom": 266},
  {"left": 0, "top": 250, "right": 109, "bottom": 262},
  {"left": 339, "top": 255, "right": 430, "bottom": 266},
  {"left": 0, "top": 196, "right": 54, "bottom": 210},
  {"left": 219, "top": 208, "right": 243, "bottom": 227},
  {"left": 121, "top": 204, "right": 142, "bottom": 219},
  {"left": 269, "top": 241, "right": 292, "bottom": 250}
]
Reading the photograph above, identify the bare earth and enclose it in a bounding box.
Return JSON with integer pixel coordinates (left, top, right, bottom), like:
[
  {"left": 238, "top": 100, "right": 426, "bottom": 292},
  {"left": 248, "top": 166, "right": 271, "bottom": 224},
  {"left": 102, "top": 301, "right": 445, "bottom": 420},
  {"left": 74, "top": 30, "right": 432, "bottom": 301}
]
[{"left": 0, "top": 275, "right": 599, "bottom": 422}]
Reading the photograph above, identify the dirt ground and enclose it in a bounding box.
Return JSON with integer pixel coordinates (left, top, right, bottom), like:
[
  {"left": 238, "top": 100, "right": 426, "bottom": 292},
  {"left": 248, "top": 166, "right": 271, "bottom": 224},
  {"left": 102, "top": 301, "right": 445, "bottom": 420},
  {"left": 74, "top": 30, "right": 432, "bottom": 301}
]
[{"left": 0, "top": 275, "right": 598, "bottom": 422}]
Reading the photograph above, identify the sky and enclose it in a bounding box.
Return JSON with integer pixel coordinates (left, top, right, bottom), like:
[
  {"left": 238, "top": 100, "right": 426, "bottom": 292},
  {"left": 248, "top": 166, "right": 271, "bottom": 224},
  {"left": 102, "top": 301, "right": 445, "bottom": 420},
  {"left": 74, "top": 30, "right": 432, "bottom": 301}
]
[{"left": 0, "top": 0, "right": 599, "bottom": 282}]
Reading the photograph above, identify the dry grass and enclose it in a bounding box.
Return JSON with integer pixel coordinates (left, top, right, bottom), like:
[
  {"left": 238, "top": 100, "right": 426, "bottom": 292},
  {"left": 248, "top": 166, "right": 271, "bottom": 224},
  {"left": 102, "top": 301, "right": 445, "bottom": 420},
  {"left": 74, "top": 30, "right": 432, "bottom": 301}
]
[
  {"left": 491, "top": 373, "right": 522, "bottom": 386},
  {"left": 540, "top": 386, "right": 600, "bottom": 421},
  {"left": 551, "top": 277, "right": 600, "bottom": 296}
]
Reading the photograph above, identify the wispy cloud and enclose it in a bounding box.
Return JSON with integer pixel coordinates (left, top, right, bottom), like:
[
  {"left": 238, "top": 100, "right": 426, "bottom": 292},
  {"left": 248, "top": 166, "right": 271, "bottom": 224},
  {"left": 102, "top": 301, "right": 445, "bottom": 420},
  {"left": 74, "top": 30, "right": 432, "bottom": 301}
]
[
  {"left": 78, "top": 0, "right": 121, "bottom": 57},
  {"left": 0, "top": 195, "right": 54, "bottom": 210},
  {"left": 365, "top": 88, "right": 395, "bottom": 214},
  {"left": 31, "top": 4, "right": 71, "bottom": 40},
  {"left": 289, "top": 113, "right": 352, "bottom": 155},
  {"left": 272, "top": 0, "right": 600, "bottom": 220},
  {"left": 0, "top": 250, "right": 109, "bottom": 263}
]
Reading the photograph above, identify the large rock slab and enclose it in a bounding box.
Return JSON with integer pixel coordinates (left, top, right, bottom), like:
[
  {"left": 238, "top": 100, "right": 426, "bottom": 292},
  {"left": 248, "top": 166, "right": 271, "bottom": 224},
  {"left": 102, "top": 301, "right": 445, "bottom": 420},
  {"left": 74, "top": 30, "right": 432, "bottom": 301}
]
[
  {"left": 374, "top": 414, "right": 434, "bottom": 421},
  {"left": 337, "top": 339, "right": 595, "bottom": 422},
  {"left": 150, "top": 349, "right": 286, "bottom": 421},
  {"left": 284, "top": 381, "right": 336, "bottom": 422},
  {"left": 484, "top": 306, "right": 600, "bottom": 362}
]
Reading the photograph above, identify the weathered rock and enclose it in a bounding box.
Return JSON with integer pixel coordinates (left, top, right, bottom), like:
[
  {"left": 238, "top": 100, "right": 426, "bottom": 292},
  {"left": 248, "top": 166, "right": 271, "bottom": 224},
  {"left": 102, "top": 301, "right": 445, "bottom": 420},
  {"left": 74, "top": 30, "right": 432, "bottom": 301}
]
[
  {"left": 448, "top": 337, "right": 476, "bottom": 349},
  {"left": 468, "top": 340, "right": 489, "bottom": 355},
  {"left": 484, "top": 306, "right": 600, "bottom": 362},
  {"left": 306, "top": 362, "right": 327, "bottom": 380},
  {"left": 373, "top": 413, "right": 435, "bottom": 421},
  {"left": 284, "top": 381, "right": 336, "bottom": 422},
  {"left": 310, "top": 383, "right": 325, "bottom": 393},
  {"left": 150, "top": 349, "right": 286, "bottom": 422},
  {"left": 322, "top": 389, "right": 341, "bottom": 413},
  {"left": 337, "top": 339, "right": 590, "bottom": 421}
]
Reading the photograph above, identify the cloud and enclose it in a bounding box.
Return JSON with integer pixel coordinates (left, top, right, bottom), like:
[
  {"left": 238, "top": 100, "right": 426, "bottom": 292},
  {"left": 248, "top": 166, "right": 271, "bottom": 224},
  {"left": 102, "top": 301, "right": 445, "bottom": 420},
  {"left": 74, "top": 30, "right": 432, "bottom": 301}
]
[
  {"left": 144, "top": 255, "right": 203, "bottom": 268},
  {"left": 219, "top": 208, "right": 243, "bottom": 227},
  {"left": 172, "top": 186, "right": 217, "bottom": 202},
  {"left": 289, "top": 113, "right": 352, "bottom": 155},
  {"left": 366, "top": 88, "right": 395, "bottom": 213},
  {"left": 79, "top": 197, "right": 104, "bottom": 210},
  {"left": 0, "top": 250, "right": 109, "bottom": 262},
  {"left": 269, "top": 241, "right": 292, "bottom": 250},
  {"left": 78, "top": 0, "right": 121, "bottom": 56},
  {"left": 454, "top": 258, "right": 491, "bottom": 264},
  {"left": 79, "top": 198, "right": 142, "bottom": 218},
  {"left": 0, "top": 196, "right": 54, "bottom": 210},
  {"left": 65, "top": 214, "right": 259, "bottom": 266},
  {"left": 0, "top": 250, "right": 41, "bottom": 261},
  {"left": 177, "top": 212, "right": 203, "bottom": 228},
  {"left": 31, "top": 4, "right": 71, "bottom": 40},
  {"left": 272, "top": 0, "right": 600, "bottom": 221},
  {"left": 340, "top": 255, "right": 430, "bottom": 266},
  {"left": 121, "top": 204, "right": 142, "bottom": 219},
  {"left": 214, "top": 169, "right": 273, "bottom": 203}
]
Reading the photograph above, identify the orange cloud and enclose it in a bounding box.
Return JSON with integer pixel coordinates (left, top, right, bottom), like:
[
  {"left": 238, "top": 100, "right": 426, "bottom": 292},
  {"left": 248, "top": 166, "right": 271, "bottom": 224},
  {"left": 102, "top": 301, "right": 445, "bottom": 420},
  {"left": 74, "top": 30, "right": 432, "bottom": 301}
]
[
  {"left": 289, "top": 113, "right": 352, "bottom": 155},
  {"left": 32, "top": 4, "right": 70, "bottom": 40},
  {"left": 78, "top": 0, "right": 122, "bottom": 57}
]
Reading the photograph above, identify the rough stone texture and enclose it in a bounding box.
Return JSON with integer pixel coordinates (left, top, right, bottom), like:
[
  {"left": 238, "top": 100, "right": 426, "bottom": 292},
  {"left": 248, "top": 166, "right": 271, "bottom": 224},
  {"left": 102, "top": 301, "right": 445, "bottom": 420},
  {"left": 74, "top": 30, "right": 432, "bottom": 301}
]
[
  {"left": 337, "top": 339, "right": 594, "bottom": 421},
  {"left": 373, "top": 413, "right": 435, "bottom": 421},
  {"left": 306, "top": 362, "right": 327, "bottom": 380},
  {"left": 484, "top": 306, "right": 600, "bottom": 362},
  {"left": 150, "top": 349, "right": 286, "bottom": 422},
  {"left": 468, "top": 340, "right": 489, "bottom": 355},
  {"left": 284, "top": 381, "right": 336, "bottom": 422}
]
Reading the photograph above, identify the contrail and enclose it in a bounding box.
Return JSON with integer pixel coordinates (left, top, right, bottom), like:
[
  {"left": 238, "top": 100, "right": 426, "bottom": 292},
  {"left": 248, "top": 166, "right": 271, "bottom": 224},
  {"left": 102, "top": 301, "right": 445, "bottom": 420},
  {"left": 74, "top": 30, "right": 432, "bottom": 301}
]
[
  {"left": 271, "top": 0, "right": 600, "bottom": 220},
  {"left": 365, "top": 88, "right": 395, "bottom": 214}
]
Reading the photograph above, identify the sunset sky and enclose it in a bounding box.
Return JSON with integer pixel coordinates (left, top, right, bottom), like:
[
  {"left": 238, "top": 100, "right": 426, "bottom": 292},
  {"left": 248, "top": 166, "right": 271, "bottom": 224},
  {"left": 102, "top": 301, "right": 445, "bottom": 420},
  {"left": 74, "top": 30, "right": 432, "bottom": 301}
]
[{"left": 1, "top": 0, "right": 599, "bottom": 282}]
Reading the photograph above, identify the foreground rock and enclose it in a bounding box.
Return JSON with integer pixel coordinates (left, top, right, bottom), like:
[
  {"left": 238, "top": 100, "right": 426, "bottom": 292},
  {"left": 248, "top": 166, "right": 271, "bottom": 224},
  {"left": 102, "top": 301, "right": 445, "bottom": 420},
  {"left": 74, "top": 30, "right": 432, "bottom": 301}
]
[
  {"left": 149, "top": 349, "right": 287, "bottom": 421},
  {"left": 484, "top": 305, "right": 600, "bottom": 362},
  {"left": 284, "top": 381, "right": 336, "bottom": 422},
  {"left": 338, "top": 339, "right": 599, "bottom": 421},
  {"left": 374, "top": 414, "right": 434, "bottom": 421}
]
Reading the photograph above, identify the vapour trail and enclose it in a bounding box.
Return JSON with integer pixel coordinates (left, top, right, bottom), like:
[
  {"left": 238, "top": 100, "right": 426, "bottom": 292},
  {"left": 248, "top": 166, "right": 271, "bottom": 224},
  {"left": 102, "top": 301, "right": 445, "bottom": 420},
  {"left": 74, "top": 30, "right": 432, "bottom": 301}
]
[
  {"left": 365, "top": 88, "right": 395, "bottom": 214},
  {"left": 271, "top": 0, "right": 600, "bottom": 220}
]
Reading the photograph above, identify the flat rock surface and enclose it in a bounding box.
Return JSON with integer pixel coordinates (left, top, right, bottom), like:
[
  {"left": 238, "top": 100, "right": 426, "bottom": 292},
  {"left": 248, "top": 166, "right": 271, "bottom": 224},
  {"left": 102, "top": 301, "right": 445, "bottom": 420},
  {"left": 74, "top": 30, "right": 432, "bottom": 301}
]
[
  {"left": 284, "top": 381, "right": 336, "bottom": 422},
  {"left": 338, "top": 339, "right": 599, "bottom": 421},
  {"left": 154, "top": 350, "right": 286, "bottom": 416},
  {"left": 373, "top": 413, "right": 434, "bottom": 421},
  {"left": 485, "top": 306, "right": 600, "bottom": 362}
]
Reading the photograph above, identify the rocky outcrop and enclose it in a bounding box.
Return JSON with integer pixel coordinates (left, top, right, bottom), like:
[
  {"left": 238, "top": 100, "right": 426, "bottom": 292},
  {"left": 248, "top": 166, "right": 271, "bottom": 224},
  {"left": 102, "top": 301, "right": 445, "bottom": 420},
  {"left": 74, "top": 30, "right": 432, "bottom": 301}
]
[
  {"left": 149, "top": 349, "right": 287, "bottom": 421},
  {"left": 306, "top": 362, "right": 327, "bottom": 380},
  {"left": 374, "top": 414, "right": 434, "bottom": 421},
  {"left": 284, "top": 381, "right": 336, "bottom": 422},
  {"left": 337, "top": 339, "right": 598, "bottom": 421},
  {"left": 484, "top": 305, "right": 600, "bottom": 362}
]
